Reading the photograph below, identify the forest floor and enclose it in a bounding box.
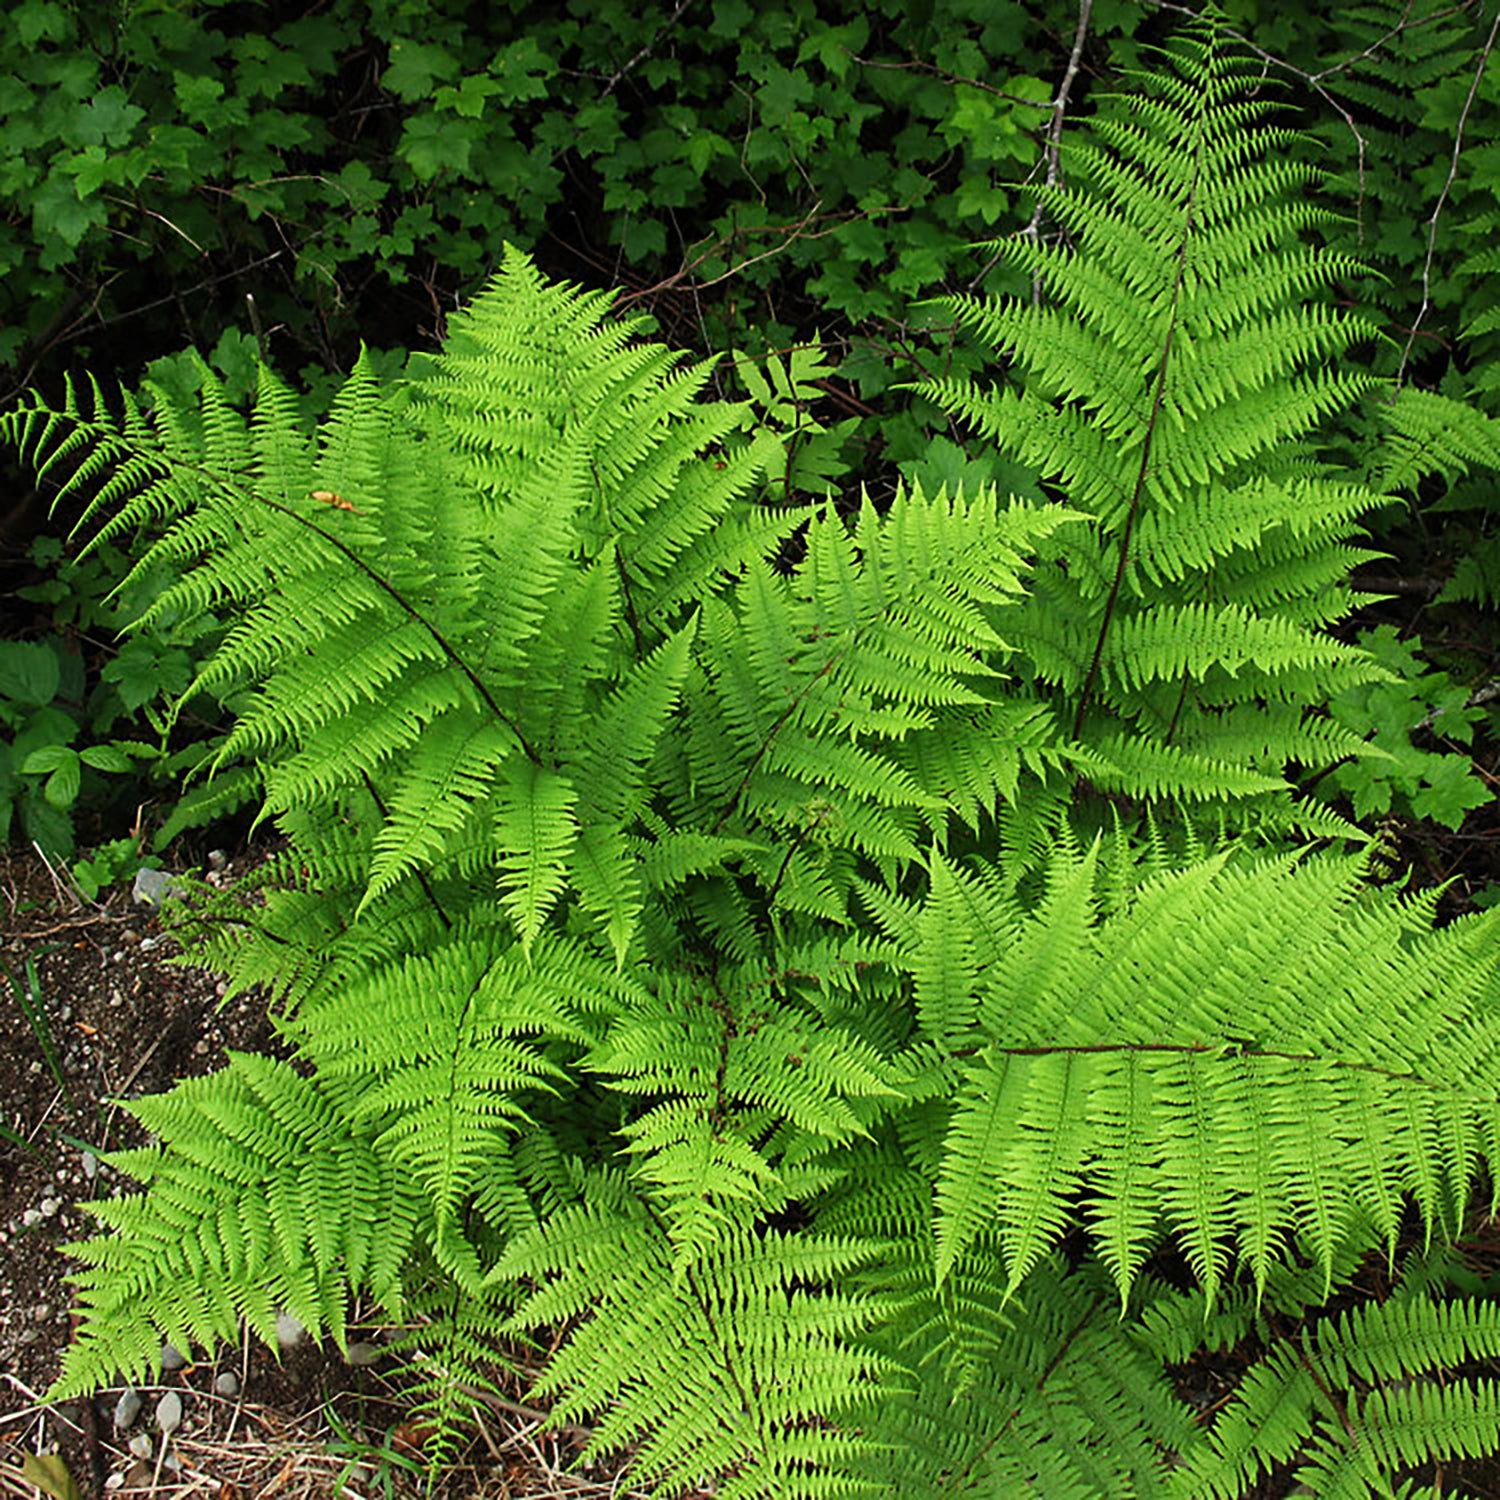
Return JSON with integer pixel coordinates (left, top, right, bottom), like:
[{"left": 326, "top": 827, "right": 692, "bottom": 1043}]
[{"left": 0, "top": 843, "right": 661, "bottom": 1500}]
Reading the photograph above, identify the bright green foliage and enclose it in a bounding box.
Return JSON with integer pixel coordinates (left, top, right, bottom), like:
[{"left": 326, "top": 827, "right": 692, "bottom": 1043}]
[
  {"left": 8, "top": 23, "right": 1500, "bottom": 1498},
  {"left": 1321, "top": 625, "right": 1493, "bottom": 829},
  {"left": 1152, "top": 1255, "right": 1500, "bottom": 1497},
  {"left": 904, "top": 843, "right": 1500, "bottom": 1302},
  {"left": 914, "top": 30, "right": 1397, "bottom": 831}
]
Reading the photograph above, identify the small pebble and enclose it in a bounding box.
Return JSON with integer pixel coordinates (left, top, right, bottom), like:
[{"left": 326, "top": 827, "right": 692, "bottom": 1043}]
[
  {"left": 40, "top": 1197, "right": 58, "bottom": 1217},
  {"left": 154, "top": 1391, "right": 182, "bottom": 1435},
  {"left": 81, "top": 1151, "right": 98, "bottom": 1180},
  {"left": 113, "top": 1389, "right": 142, "bottom": 1431},
  {"left": 208, "top": 850, "right": 227, "bottom": 871},
  {"left": 21, "top": 1209, "right": 41, "bottom": 1228},
  {"left": 33, "top": 1304, "right": 51, "bottom": 1323},
  {"left": 344, "top": 1342, "right": 381, "bottom": 1367},
  {"left": 214, "top": 1371, "right": 240, "bottom": 1397},
  {"left": 122, "top": 1460, "right": 153, "bottom": 1488},
  {"left": 127, "top": 1433, "right": 153, "bottom": 1459},
  {"left": 103, "top": 1472, "right": 123, "bottom": 1492},
  {"left": 160, "top": 1343, "right": 187, "bottom": 1372},
  {"left": 274, "top": 1312, "right": 305, "bottom": 1350}
]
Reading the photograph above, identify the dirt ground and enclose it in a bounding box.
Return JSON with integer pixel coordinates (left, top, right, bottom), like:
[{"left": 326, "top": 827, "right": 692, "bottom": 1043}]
[{"left": 0, "top": 843, "right": 654, "bottom": 1500}]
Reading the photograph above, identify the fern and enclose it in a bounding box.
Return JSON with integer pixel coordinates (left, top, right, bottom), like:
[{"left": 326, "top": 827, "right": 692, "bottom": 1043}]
[
  {"left": 911, "top": 25, "right": 1399, "bottom": 833},
  {"left": 7, "top": 18, "right": 1500, "bottom": 1499}
]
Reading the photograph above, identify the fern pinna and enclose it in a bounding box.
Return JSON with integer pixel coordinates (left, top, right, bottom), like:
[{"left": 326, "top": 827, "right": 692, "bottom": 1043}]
[{"left": 7, "top": 19, "right": 1500, "bottom": 1498}]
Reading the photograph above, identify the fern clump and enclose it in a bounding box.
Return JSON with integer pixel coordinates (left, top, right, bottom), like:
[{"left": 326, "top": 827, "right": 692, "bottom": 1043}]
[{"left": 6, "top": 18, "right": 1500, "bottom": 1498}]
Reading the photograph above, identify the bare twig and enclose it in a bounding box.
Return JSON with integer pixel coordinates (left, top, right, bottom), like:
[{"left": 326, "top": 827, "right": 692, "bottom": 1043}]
[
  {"left": 1397, "top": 4, "right": 1500, "bottom": 382},
  {"left": 614, "top": 203, "right": 896, "bottom": 306},
  {"left": 28, "top": 841, "right": 81, "bottom": 912},
  {"left": 1028, "top": 0, "right": 1095, "bottom": 236},
  {"left": 846, "top": 52, "right": 1059, "bottom": 111},
  {"left": 970, "top": 0, "right": 1094, "bottom": 294},
  {"left": 602, "top": 0, "right": 697, "bottom": 98}
]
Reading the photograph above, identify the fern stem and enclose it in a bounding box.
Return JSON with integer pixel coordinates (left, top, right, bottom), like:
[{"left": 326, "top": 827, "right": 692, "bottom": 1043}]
[{"left": 1070, "top": 107, "right": 1208, "bottom": 741}]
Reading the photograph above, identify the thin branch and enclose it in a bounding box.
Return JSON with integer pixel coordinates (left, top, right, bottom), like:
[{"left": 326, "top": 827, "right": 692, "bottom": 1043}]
[
  {"left": 846, "top": 52, "right": 1060, "bottom": 111},
  {"left": 970, "top": 0, "right": 1093, "bottom": 294},
  {"left": 614, "top": 204, "right": 895, "bottom": 307},
  {"left": 602, "top": 0, "right": 697, "bottom": 98},
  {"left": 1397, "top": 4, "right": 1500, "bottom": 383},
  {"left": 1027, "top": 0, "right": 1095, "bottom": 242}
]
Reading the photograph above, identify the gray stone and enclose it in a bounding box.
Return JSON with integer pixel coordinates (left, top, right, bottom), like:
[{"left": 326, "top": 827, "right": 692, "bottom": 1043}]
[
  {"left": 112, "top": 1388, "right": 142, "bottom": 1431},
  {"left": 154, "top": 1391, "right": 182, "bottom": 1435},
  {"left": 274, "top": 1311, "right": 305, "bottom": 1350},
  {"left": 214, "top": 1371, "right": 239, "bottom": 1397},
  {"left": 344, "top": 1341, "right": 380, "bottom": 1367},
  {"left": 132, "top": 868, "right": 184, "bottom": 908},
  {"left": 127, "top": 1433, "right": 153, "bottom": 1459},
  {"left": 159, "top": 1343, "right": 187, "bottom": 1372}
]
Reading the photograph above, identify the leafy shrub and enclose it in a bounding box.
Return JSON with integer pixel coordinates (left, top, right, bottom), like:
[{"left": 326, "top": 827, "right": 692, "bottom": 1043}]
[
  {"left": 1319, "top": 624, "right": 1493, "bottom": 830},
  {"left": 8, "top": 21, "right": 1500, "bottom": 1497},
  {"left": 0, "top": 0, "right": 1107, "bottom": 387}
]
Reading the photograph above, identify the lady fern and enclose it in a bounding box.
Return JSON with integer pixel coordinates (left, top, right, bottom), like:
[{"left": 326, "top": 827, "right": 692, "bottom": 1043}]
[
  {"left": 914, "top": 26, "right": 1398, "bottom": 835},
  {"left": 6, "top": 18, "right": 1500, "bottom": 1497}
]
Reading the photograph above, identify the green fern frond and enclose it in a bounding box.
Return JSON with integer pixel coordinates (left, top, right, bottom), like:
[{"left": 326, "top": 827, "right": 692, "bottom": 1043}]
[
  {"left": 912, "top": 20, "right": 1390, "bottom": 823},
  {"left": 52, "top": 1054, "right": 424, "bottom": 1398},
  {"left": 922, "top": 845, "right": 1500, "bottom": 1302},
  {"left": 495, "top": 1172, "right": 896, "bottom": 1497}
]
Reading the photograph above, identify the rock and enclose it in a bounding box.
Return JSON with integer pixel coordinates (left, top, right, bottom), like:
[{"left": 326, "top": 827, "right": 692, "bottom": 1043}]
[
  {"left": 344, "top": 1341, "right": 381, "bottom": 1367},
  {"left": 21, "top": 1209, "right": 41, "bottom": 1228},
  {"left": 39, "top": 1198, "right": 59, "bottom": 1217},
  {"left": 112, "top": 1389, "right": 142, "bottom": 1431},
  {"left": 81, "top": 1151, "right": 98, "bottom": 1180},
  {"left": 122, "top": 1460, "right": 153, "bottom": 1488},
  {"left": 154, "top": 1391, "right": 182, "bottom": 1435},
  {"left": 160, "top": 1342, "right": 187, "bottom": 1372},
  {"left": 214, "top": 1371, "right": 240, "bottom": 1397},
  {"left": 127, "top": 1433, "right": 153, "bottom": 1459},
  {"left": 274, "top": 1311, "right": 305, "bottom": 1350},
  {"left": 208, "top": 850, "right": 227, "bottom": 871},
  {"left": 132, "top": 868, "right": 184, "bottom": 908},
  {"left": 33, "top": 1304, "right": 51, "bottom": 1322}
]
